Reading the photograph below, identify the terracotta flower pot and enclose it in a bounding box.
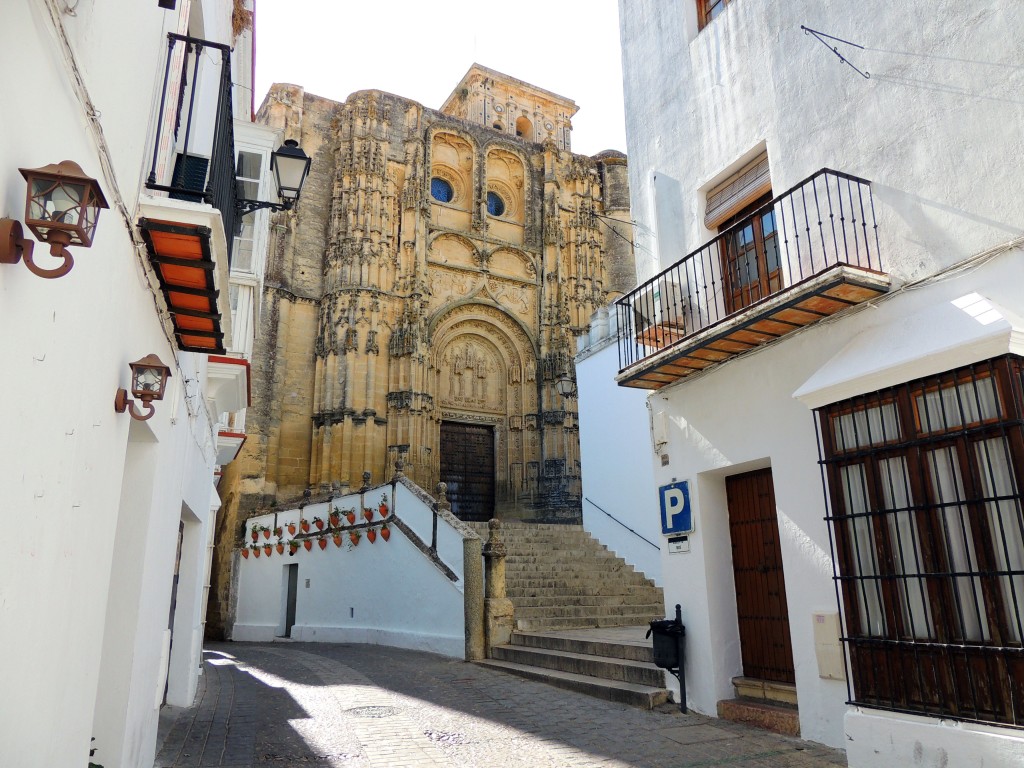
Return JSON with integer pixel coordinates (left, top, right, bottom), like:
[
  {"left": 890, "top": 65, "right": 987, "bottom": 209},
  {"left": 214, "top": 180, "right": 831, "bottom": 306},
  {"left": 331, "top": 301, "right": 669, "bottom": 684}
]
[
  {"left": 379, "top": 503, "right": 389, "bottom": 518},
  {"left": 253, "top": 548, "right": 261, "bottom": 558},
  {"left": 241, "top": 548, "right": 250, "bottom": 559},
  {"left": 301, "top": 521, "right": 310, "bottom": 533},
  {"left": 363, "top": 508, "right": 374, "bottom": 522},
  {"left": 332, "top": 534, "right": 343, "bottom": 548},
  {"left": 263, "top": 545, "right": 273, "bottom": 556},
  {"left": 251, "top": 531, "right": 259, "bottom": 542},
  {"left": 380, "top": 526, "right": 390, "bottom": 542},
  {"left": 263, "top": 529, "right": 271, "bottom": 540},
  {"left": 318, "top": 538, "right": 328, "bottom": 550},
  {"left": 314, "top": 519, "right": 324, "bottom": 531},
  {"left": 345, "top": 510, "right": 356, "bottom": 525},
  {"left": 289, "top": 544, "right": 299, "bottom": 555},
  {"left": 275, "top": 543, "right": 285, "bottom": 555},
  {"left": 367, "top": 529, "right": 377, "bottom": 544},
  {"left": 303, "top": 539, "right": 312, "bottom": 551},
  {"left": 329, "top": 513, "right": 340, "bottom": 527},
  {"left": 349, "top": 532, "right": 360, "bottom": 547},
  {"left": 287, "top": 523, "right": 296, "bottom": 535}
]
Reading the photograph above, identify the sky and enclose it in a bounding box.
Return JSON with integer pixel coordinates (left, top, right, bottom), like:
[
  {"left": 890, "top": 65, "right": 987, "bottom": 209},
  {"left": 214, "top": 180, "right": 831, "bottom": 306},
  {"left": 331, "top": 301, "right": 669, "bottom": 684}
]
[{"left": 253, "top": 0, "right": 627, "bottom": 157}]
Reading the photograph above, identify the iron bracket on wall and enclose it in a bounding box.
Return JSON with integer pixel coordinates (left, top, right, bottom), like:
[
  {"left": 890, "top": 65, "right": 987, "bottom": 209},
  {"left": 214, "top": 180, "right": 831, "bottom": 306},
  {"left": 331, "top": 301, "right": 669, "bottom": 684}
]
[{"left": 801, "top": 25, "right": 870, "bottom": 79}]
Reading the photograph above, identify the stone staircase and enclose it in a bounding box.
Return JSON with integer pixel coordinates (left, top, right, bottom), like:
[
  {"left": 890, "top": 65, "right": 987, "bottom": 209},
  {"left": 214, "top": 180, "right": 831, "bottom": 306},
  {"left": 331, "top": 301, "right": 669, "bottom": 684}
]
[{"left": 467, "top": 521, "right": 670, "bottom": 708}]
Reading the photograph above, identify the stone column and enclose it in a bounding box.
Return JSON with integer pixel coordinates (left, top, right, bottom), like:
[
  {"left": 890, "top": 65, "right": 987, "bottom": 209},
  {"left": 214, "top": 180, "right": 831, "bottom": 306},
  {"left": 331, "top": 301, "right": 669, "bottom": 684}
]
[
  {"left": 483, "top": 518, "right": 515, "bottom": 653},
  {"left": 449, "top": 483, "right": 484, "bottom": 661}
]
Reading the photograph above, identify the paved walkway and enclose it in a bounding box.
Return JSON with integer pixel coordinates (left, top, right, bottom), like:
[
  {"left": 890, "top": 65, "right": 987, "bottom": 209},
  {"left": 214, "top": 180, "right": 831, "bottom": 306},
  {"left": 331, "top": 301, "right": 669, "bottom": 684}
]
[{"left": 156, "top": 641, "right": 847, "bottom": 768}]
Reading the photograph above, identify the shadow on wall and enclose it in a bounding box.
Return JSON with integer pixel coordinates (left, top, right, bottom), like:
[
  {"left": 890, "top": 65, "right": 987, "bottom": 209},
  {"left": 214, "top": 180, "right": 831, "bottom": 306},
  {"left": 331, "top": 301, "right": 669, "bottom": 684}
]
[
  {"left": 867, "top": 46, "right": 1024, "bottom": 106},
  {"left": 872, "top": 183, "right": 1024, "bottom": 281}
]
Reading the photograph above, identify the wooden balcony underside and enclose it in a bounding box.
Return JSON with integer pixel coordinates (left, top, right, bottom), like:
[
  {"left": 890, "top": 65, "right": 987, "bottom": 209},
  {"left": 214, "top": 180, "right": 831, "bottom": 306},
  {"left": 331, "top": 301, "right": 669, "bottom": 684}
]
[{"left": 617, "top": 264, "right": 891, "bottom": 390}]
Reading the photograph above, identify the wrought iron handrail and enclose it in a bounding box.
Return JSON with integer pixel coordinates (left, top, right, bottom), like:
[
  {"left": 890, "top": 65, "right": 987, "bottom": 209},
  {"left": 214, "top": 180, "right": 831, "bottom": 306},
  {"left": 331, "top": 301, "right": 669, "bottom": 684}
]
[
  {"left": 616, "top": 168, "right": 882, "bottom": 372},
  {"left": 145, "top": 32, "right": 237, "bottom": 266},
  {"left": 584, "top": 497, "right": 661, "bottom": 551}
]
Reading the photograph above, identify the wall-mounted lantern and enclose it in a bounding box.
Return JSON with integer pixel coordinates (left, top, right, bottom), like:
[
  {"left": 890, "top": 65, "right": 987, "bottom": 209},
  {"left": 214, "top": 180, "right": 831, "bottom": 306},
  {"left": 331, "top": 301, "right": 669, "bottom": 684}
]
[
  {"left": 115, "top": 354, "right": 173, "bottom": 421},
  {"left": 555, "top": 372, "right": 578, "bottom": 399},
  {"left": 237, "top": 140, "right": 312, "bottom": 214},
  {"left": 0, "top": 161, "right": 109, "bottom": 279}
]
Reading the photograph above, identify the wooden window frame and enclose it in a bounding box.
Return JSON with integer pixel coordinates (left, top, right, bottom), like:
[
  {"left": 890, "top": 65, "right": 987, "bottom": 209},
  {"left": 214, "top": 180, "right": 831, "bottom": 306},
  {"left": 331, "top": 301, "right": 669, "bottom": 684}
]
[
  {"left": 818, "top": 356, "right": 1024, "bottom": 728},
  {"left": 697, "top": 0, "right": 730, "bottom": 32}
]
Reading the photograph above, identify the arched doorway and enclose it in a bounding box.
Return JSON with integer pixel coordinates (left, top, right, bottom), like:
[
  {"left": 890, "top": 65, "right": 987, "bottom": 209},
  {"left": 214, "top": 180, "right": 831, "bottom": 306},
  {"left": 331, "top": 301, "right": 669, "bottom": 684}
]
[{"left": 430, "top": 304, "right": 537, "bottom": 521}]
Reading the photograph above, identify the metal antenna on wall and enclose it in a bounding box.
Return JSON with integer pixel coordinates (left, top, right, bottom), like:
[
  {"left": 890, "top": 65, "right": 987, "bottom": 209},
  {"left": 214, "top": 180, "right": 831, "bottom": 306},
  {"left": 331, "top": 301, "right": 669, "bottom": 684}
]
[{"left": 801, "top": 25, "right": 870, "bottom": 79}]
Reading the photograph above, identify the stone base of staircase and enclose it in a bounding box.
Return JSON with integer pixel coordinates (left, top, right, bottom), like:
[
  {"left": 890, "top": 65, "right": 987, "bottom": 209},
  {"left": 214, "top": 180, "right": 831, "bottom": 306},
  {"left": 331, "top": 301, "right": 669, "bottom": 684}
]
[
  {"left": 717, "top": 677, "right": 800, "bottom": 736},
  {"left": 479, "top": 627, "right": 670, "bottom": 709},
  {"left": 717, "top": 697, "right": 800, "bottom": 736}
]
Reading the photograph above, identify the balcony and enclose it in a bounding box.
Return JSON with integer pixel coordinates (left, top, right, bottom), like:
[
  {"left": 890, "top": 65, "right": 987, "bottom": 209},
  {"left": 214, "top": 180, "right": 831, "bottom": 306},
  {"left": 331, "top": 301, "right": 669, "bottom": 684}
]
[
  {"left": 138, "top": 32, "right": 239, "bottom": 355},
  {"left": 616, "top": 169, "right": 890, "bottom": 390}
]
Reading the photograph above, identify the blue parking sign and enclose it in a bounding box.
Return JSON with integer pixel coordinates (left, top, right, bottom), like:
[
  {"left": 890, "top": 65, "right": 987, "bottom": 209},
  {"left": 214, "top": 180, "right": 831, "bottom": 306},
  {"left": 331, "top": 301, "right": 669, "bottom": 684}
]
[{"left": 659, "top": 481, "right": 692, "bottom": 535}]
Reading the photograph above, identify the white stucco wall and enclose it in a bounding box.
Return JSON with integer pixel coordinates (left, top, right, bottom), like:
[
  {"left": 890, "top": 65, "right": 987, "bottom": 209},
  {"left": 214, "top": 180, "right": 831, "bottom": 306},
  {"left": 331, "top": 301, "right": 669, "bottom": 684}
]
[
  {"left": 617, "top": 0, "right": 1024, "bottom": 757},
  {"left": 233, "top": 484, "right": 468, "bottom": 658},
  {"left": 577, "top": 309, "right": 663, "bottom": 584},
  {"left": 0, "top": 2, "right": 239, "bottom": 767}
]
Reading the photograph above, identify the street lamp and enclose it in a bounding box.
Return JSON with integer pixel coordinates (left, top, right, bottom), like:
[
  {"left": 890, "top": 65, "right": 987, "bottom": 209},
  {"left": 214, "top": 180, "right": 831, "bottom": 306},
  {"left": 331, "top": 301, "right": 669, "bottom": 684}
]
[
  {"left": 555, "top": 373, "right": 578, "bottom": 399},
  {"left": 237, "top": 139, "right": 312, "bottom": 214},
  {"left": 0, "top": 161, "right": 109, "bottom": 279}
]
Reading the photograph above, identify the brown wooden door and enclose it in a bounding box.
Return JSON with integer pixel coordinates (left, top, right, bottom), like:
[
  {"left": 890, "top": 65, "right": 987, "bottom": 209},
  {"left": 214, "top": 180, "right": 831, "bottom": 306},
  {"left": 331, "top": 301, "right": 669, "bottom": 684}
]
[
  {"left": 726, "top": 468, "right": 795, "bottom": 684},
  {"left": 440, "top": 421, "right": 495, "bottom": 522}
]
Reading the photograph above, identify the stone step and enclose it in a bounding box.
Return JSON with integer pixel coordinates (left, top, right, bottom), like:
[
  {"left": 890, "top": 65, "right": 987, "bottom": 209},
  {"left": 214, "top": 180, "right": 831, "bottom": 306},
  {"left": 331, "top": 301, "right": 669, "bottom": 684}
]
[
  {"left": 512, "top": 594, "right": 664, "bottom": 608},
  {"left": 491, "top": 644, "right": 665, "bottom": 687},
  {"left": 507, "top": 584, "right": 660, "bottom": 598},
  {"left": 514, "top": 603, "right": 665, "bottom": 620},
  {"left": 505, "top": 551, "right": 619, "bottom": 562},
  {"left": 717, "top": 698, "right": 800, "bottom": 737},
  {"left": 503, "top": 562, "right": 638, "bottom": 574},
  {"left": 515, "top": 614, "right": 662, "bottom": 631},
  {"left": 476, "top": 659, "right": 670, "bottom": 709},
  {"left": 506, "top": 576, "right": 656, "bottom": 588},
  {"left": 510, "top": 630, "right": 654, "bottom": 663}
]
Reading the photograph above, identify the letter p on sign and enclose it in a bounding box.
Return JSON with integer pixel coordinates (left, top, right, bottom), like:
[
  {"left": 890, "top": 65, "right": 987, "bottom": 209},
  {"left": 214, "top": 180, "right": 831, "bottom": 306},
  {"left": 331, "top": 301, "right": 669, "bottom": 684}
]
[{"left": 659, "top": 481, "right": 692, "bottom": 535}]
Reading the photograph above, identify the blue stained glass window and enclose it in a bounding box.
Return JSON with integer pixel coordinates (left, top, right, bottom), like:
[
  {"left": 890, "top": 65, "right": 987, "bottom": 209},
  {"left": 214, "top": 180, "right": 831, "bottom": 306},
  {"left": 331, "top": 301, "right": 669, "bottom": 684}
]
[
  {"left": 487, "top": 191, "right": 505, "bottom": 217},
  {"left": 431, "top": 177, "right": 454, "bottom": 203}
]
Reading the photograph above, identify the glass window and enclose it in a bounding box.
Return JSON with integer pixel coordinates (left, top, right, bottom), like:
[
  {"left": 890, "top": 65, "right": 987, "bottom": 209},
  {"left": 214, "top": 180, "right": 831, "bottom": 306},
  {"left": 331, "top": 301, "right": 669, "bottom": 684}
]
[
  {"left": 431, "top": 177, "right": 454, "bottom": 203},
  {"left": 487, "top": 191, "right": 505, "bottom": 217}
]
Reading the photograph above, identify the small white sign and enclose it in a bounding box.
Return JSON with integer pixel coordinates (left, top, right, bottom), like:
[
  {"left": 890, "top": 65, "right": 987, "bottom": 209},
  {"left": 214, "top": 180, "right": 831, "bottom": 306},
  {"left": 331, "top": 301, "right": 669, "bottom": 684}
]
[{"left": 667, "top": 535, "right": 690, "bottom": 554}]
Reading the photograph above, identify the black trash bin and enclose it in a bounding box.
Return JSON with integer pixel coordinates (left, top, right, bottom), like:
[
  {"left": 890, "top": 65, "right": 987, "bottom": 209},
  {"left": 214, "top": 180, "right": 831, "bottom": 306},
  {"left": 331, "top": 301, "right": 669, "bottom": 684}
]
[
  {"left": 648, "top": 617, "right": 684, "bottom": 669},
  {"left": 646, "top": 604, "right": 686, "bottom": 712}
]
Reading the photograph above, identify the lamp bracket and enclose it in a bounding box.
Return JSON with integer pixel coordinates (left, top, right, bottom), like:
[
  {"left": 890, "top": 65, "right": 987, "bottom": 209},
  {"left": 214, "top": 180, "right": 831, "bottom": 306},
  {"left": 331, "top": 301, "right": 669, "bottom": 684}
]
[
  {"left": 114, "top": 389, "right": 156, "bottom": 421},
  {"left": 237, "top": 198, "right": 294, "bottom": 215},
  {"left": 0, "top": 218, "right": 75, "bottom": 278},
  {"left": 0, "top": 218, "right": 30, "bottom": 265}
]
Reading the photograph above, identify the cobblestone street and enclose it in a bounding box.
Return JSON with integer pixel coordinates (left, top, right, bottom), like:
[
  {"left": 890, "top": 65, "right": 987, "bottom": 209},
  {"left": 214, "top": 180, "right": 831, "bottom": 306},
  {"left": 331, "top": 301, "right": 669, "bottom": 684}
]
[{"left": 156, "top": 642, "right": 847, "bottom": 768}]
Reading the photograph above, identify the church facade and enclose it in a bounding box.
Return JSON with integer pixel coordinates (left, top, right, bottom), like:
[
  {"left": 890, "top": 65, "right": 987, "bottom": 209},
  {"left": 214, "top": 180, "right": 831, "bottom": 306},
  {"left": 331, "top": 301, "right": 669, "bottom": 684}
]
[{"left": 210, "top": 65, "right": 633, "bottom": 636}]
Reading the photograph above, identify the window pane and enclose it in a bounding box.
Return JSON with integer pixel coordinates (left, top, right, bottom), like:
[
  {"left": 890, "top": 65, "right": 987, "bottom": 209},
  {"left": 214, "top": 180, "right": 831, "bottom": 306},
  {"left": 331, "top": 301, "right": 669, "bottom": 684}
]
[
  {"left": 878, "top": 456, "right": 933, "bottom": 639},
  {"left": 974, "top": 437, "right": 1024, "bottom": 643},
  {"left": 236, "top": 151, "right": 262, "bottom": 180},
  {"left": 487, "top": 191, "right": 505, "bottom": 217},
  {"left": 915, "top": 375, "right": 1000, "bottom": 433},
  {"left": 926, "top": 446, "right": 988, "bottom": 642},
  {"left": 833, "top": 402, "right": 900, "bottom": 451},
  {"left": 840, "top": 463, "right": 887, "bottom": 636},
  {"left": 431, "top": 177, "right": 453, "bottom": 203}
]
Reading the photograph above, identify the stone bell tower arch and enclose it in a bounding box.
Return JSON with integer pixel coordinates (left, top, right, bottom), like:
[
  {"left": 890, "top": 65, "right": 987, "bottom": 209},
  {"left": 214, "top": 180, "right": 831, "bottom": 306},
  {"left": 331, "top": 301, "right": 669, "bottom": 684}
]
[{"left": 427, "top": 302, "right": 539, "bottom": 520}]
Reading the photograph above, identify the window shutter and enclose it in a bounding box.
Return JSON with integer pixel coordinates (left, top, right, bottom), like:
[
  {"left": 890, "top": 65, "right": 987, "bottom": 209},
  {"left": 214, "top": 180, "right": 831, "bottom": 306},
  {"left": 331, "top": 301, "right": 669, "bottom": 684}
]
[{"left": 704, "top": 153, "right": 772, "bottom": 229}]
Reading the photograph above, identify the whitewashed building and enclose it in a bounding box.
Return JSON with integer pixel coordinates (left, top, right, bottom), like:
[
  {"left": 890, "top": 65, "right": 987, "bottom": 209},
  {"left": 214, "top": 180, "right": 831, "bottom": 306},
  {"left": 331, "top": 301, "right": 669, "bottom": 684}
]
[
  {"left": 0, "top": 2, "right": 283, "bottom": 767},
  {"left": 610, "top": 0, "right": 1024, "bottom": 764}
]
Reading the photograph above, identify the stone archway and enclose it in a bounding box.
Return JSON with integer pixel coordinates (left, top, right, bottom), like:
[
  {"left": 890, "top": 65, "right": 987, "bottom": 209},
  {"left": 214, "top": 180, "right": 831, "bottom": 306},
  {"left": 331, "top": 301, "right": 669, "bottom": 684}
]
[{"left": 429, "top": 303, "right": 538, "bottom": 517}]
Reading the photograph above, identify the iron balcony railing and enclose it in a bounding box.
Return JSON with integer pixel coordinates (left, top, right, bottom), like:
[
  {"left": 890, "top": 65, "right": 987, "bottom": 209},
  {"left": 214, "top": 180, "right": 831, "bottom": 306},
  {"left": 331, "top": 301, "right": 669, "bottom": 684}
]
[
  {"left": 146, "top": 32, "right": 238, "bottom": 265},
  {"left": 616, "top": 169, "right": 882, "bottom": 371}
]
